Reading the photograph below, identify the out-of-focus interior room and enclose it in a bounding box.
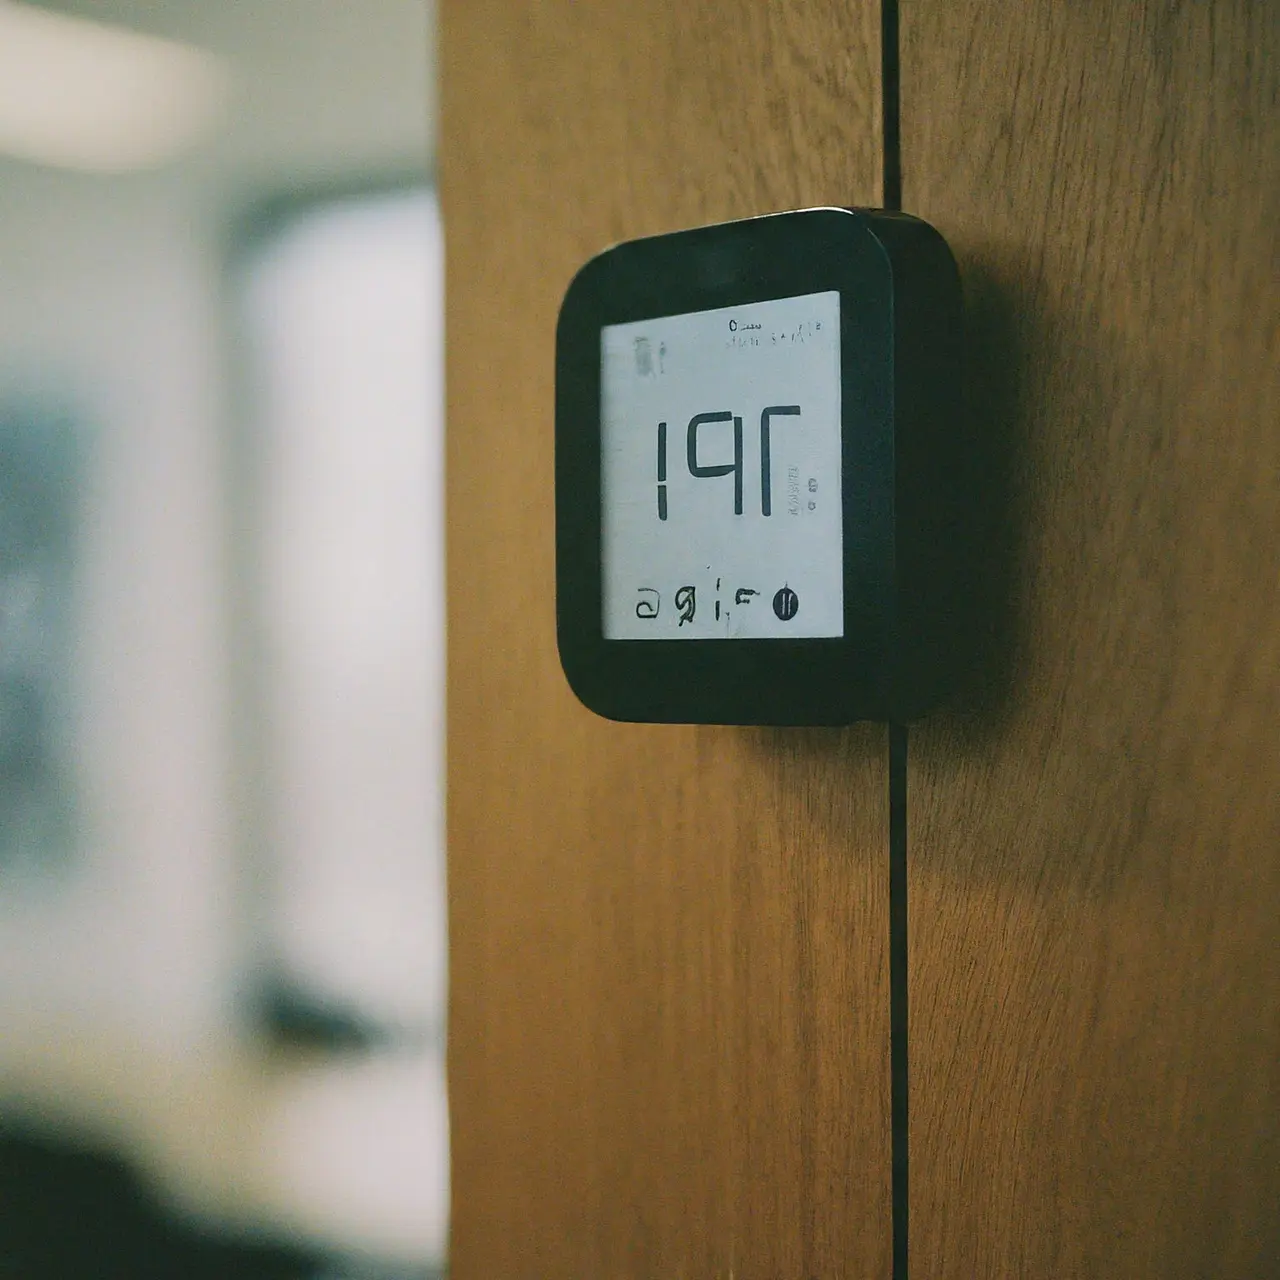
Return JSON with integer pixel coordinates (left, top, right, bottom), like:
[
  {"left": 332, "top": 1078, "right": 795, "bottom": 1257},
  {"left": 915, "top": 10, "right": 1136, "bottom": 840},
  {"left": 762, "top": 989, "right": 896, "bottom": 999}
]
[{"left": 0, "top": 2, "right": 445, "bottom": 1276}]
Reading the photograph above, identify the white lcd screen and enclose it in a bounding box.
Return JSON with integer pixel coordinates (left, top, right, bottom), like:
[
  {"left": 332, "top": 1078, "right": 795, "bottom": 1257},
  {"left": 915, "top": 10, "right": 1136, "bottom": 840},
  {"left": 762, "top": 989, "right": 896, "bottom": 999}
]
[{"left": 601, "top": 290, "right": 843, "bottom": 640}]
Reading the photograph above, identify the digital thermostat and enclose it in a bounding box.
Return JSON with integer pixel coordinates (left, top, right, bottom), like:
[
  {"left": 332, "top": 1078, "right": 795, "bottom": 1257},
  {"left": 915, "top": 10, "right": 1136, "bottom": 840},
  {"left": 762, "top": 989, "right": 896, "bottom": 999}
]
[{"left": 556, "top": 207, "right": 966, "bottom": 725}]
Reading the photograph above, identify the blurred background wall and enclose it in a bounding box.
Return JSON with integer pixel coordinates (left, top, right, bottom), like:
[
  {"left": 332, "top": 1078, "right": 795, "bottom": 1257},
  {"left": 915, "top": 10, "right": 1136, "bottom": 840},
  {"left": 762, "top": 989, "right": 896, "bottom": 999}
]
[{"left": 0, "top": 2, "right": 444, "bottom": 1273}]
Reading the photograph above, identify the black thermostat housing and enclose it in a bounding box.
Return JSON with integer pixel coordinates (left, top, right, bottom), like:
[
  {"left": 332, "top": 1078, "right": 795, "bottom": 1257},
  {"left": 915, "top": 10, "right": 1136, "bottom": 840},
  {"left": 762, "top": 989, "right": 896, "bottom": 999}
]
[{"left": 555, "top": 207, "right": 967, "bottom": 725}]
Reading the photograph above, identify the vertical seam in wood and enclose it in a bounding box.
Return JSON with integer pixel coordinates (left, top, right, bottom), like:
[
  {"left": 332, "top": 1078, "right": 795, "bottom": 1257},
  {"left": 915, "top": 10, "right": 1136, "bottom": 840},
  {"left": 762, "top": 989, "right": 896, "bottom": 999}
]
[
  {"left": 889, "top": 721, "right": 909, "bottom": 1280},
  {"left": 883, "top": 0, "right": 907, "bottom": 1267},
  {"left": 881, "top": 0, "right": 902, "bottom": 211}
]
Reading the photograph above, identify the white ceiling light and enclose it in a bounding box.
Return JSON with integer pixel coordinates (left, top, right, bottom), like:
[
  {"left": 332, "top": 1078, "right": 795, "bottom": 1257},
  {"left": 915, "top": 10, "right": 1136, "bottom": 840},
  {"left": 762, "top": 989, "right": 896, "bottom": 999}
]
[{"left": 0, "top": 0, "right": 228, "bottom": 173}]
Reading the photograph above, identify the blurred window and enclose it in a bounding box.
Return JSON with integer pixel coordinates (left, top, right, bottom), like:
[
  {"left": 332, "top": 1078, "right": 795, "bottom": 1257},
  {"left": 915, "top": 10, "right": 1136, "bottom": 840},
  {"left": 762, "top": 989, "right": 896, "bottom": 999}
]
[
  {"left": 242, "top": 185, "right": 444, "bottom": 1039},
  {"left": 236, "top": 185, "right": 447, "bottom": 1264}
]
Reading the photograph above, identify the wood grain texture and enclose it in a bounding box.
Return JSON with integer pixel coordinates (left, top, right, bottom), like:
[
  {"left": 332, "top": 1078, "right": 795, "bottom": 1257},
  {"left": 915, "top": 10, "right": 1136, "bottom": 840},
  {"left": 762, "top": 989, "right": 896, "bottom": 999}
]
[
  {"left": 441, "top": 3, "right": 887, "bottom": 1276},
  {"left": 903, "top": 3, "right": 1280, "bottom": 1275}
]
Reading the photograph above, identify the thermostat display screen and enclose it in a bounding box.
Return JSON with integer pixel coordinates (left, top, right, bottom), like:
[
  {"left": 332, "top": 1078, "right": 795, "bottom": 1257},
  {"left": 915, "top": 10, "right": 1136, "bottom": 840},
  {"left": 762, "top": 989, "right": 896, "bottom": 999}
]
[{"left": 601, "top": 290, "right": 843, "bottom": 640}]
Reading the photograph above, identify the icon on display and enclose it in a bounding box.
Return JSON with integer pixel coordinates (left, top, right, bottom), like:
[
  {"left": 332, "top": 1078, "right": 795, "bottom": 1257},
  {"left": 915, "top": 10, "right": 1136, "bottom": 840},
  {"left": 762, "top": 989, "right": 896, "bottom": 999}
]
[
  {"left": 634, "top": 336, "right": 654, "bottom": 377},
  {"left": 735, "top": 588, "right": 759, "bottom": 605},
  {"left": 675, "top": 585, "right": 697, "bottom": 626},
  {"left": 772, "top": 585, "right": 799, "bottom": 621},
  {"left": 635, "top": 588, "right": 660, "bottom": 619}
]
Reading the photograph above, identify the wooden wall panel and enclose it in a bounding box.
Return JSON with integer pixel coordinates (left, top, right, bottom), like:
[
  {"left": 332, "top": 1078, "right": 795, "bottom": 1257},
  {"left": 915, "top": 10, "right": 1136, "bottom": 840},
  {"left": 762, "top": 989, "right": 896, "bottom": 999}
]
[
  {"left": 903, "top": 3, "right": 1279, "bottom": 1275},
  {"left": 441, "top": 4, "right": 888, "bottom": 1276}
]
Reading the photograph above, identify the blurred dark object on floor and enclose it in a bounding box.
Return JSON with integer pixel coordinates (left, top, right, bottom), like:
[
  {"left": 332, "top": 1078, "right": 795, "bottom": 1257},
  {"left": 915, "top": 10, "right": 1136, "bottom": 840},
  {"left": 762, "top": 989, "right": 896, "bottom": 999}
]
[
  {"left": 0, "top": 1125, "right": 318, "bottom": 1280},
  {"left": 254, "top": 976, "right": 386, "bottom": 1055}
]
